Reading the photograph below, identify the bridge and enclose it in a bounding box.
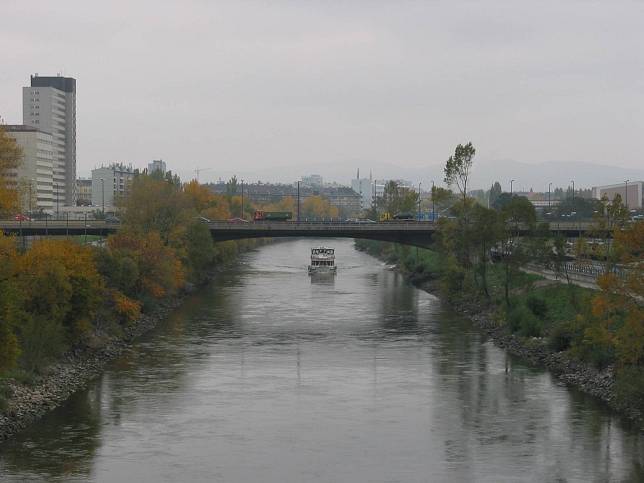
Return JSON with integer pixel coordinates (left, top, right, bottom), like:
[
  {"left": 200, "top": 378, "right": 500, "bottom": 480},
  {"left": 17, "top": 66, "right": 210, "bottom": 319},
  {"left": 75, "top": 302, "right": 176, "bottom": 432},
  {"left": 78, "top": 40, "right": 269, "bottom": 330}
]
[{"left": 0, "top": 219, "right": 603, "bottom": 248}]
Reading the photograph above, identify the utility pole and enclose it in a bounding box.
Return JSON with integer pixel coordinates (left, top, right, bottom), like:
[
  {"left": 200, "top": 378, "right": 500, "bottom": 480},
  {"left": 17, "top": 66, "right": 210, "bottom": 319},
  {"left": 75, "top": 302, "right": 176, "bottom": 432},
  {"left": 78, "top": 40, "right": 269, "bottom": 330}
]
[
  {"left": 241, "top": 179, "right": 244, "bottom": 219},
  {"left": 431, "top": 180, "right": 435, "bottom": 222},
  {"left": 194, "top": 167, "right": 212, "bottom": 182},
  {"left": 417, "top": 182, "right": 422, "bottom": 221}
]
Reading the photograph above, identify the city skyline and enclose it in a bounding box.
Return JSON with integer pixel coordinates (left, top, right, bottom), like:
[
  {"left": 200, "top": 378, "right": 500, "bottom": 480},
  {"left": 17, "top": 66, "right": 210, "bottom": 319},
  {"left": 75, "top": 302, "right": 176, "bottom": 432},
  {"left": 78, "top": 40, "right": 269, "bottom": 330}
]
[{"left": 1, "top": 1, "right": 643, "bottom": 187}]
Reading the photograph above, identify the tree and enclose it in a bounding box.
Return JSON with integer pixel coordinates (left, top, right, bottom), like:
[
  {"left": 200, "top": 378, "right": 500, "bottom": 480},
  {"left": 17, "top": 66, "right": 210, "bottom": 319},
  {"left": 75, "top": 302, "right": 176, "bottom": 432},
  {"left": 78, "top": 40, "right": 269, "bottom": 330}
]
[
  {"left": 302, "top": 195, "right": 339, "bottom": 220},
  {"left": 226, "top": 176, "right": 238, "bottom": 196},
  {"left": 489, "top": 181, "right": 502, "bottom": 208},
  {"left": 185, "top": 222, "right": 215, "bottom": 283},
  {"left": 0, "top": 125, "right": 22, "bottom": 216},
  {"left": 379, "top": 181, "right": 417, "bottom": 216},
  {"left": 444, "top": 142, "right": 475, "bottom": 203},
  {"left": 470, "top": 204, "right": 502, "bottom": 298},
  {"left": 119, "top": 173, "right": 189, "bottom": 245},
  {"left": 0, "top": 233, "right": 20, "bottom": 371},
  {"left": 499, "top": 196, "right": 537, "bottom": 305}
]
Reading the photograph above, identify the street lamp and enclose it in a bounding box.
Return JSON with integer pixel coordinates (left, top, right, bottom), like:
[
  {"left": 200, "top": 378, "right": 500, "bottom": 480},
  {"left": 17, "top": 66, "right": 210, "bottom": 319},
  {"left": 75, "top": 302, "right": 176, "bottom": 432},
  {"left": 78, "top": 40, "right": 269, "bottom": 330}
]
[
  {"left": 625, "top": 179, "right": 629, "bottom": 210},
  {"left": 100, "top": 178, "right": 105, "bottom": 215},
  {"left": 510, "top": 179, "right": 515, "bottom": 195}
]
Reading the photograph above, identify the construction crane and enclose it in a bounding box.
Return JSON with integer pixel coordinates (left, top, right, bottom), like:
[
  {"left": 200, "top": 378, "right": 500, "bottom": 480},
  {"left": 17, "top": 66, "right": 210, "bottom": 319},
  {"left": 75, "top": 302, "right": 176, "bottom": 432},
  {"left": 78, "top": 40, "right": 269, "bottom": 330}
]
[{"left": 194, "top": 167, "right": 213, "bottom": 182}]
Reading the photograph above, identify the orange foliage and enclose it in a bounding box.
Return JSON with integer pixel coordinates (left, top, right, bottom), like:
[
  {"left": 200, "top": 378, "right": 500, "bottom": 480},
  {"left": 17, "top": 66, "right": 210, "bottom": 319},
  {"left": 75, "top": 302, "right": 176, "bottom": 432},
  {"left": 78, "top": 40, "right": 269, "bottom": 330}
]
[
  {"left": 589, "top": 222, "right": 644, "bottom": 366},
  {"left": 16, "top": 239, "right": 104, "bottom": 342},
  {"left": 112, "top": 290, "right": 141, "bottom": 325},
  {"left": 108, "top": 231, "right": 185, "bottom": 298},
  {"left": 0, "top": 125, "right": 22, "bottom": 215},
  {"left": 184, "top": 180, "right": 215, "bottom": 212}
]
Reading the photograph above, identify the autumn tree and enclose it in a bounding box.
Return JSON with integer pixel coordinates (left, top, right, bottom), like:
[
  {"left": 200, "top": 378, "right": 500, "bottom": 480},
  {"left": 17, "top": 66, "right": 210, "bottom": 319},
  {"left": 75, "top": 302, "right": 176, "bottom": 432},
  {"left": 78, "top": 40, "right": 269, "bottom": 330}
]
[
  {"left": 302, "top": 195, "right": 339, "bottom": 220},
  {"left": 0, "top": 233, "right": 20, "bottom": 371},
  {"left": 14, "top": 240, "right": 104, "bottom": 370},
  {"left": 119, "top": 173, "right": 189, "bottom": 246},
  {"left": 0, "top": 125, "right": 22, "bottom": 216},
  {"left": 587, "top": 221, "right": 644, "bottom": 367}
]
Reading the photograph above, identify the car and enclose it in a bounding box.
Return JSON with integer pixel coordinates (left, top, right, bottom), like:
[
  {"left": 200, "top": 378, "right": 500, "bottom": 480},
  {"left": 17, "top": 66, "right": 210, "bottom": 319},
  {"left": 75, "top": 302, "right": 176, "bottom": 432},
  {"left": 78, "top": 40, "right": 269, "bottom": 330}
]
[
  {"left": 227, "top": 217, "right": 248, "bottom": 223},
  {"left": 105, "top": 215, "right": 120, "bottom": 224},
  {"left": 14, "top": 214, "right": 30, "bottom": 221}
]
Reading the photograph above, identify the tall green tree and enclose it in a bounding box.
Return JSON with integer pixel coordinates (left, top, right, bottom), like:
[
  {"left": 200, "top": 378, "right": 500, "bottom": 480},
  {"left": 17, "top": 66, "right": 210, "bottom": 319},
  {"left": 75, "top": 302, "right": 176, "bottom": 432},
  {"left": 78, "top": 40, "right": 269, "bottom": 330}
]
[
  {"left": 444, "top": 142, "right": 475, "bottom": 203},
  {"left": 489, "top": 181, "right": 502, "bottom": 208},
  {"left": 471, "top": 204, "right": 502, "bottom": 298},
  {"left": 499, "top": 196, "right": 537, "bottom": 305}
]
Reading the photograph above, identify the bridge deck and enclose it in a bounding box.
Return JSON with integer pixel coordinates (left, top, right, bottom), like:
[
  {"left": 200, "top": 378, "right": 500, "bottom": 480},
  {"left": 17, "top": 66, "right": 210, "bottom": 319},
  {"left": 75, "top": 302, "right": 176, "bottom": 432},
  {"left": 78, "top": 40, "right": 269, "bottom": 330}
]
[{"left": 0, "top": 220, "right": 601, "bottom": 247}]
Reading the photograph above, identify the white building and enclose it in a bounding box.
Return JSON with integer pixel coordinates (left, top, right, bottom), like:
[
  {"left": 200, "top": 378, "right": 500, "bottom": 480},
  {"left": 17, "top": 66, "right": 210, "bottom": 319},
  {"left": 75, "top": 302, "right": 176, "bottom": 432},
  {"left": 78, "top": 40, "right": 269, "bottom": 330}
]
[
  {"left": 351, "top": 178, "right": 373, "bottom": 209},
  {"left": 23, "top": 74, "right": 76, "bottom": 206},
  {"left": 148, "top": 159, "right": 166, "bottom": 175},
  {"left": 592, "top": 181, "right": 643, "bottom": 209},
  {"left": 91, "top": 163, "right": 136, "bottom": 209},
  {"left": 5, "top": 125, "right": 54, "bottom": 212}
]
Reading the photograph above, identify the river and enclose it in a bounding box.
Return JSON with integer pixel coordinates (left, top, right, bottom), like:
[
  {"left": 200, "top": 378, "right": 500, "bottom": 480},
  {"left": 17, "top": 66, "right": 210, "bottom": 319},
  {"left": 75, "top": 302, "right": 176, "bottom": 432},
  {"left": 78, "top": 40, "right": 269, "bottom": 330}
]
[{"left": 1, "top": 238, "right": 642, "bottom": 482}]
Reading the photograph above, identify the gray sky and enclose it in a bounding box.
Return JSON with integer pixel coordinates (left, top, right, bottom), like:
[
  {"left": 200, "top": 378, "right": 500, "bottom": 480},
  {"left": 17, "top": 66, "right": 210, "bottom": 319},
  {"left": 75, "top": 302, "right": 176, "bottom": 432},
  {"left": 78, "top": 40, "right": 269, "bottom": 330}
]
[{"left": 1, "top": 0, "right": 643, "bottom": 184}]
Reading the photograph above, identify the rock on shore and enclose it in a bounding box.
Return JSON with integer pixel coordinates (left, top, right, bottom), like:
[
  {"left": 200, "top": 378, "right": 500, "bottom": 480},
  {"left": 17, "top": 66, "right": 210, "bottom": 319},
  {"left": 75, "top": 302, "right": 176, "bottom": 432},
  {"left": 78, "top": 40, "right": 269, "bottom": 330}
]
[{"left": 0, "top": 299, "right": 182, "bottom": 442}]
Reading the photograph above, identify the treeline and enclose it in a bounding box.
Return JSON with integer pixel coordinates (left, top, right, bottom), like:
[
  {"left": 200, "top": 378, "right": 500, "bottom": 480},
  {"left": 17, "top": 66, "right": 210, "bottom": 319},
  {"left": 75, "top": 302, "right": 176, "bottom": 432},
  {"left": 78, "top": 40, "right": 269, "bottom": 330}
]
[
  {"left": 358, "top": 142, "right": 644, "bottom": 413},
  {"left": 0, "top": 128, "right": 263, "bottom": 393}
]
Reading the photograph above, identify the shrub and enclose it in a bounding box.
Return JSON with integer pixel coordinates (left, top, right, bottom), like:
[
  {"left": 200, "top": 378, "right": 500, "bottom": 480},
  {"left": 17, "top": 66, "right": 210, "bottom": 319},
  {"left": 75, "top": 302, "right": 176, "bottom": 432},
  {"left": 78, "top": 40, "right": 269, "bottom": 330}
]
[
  {"left": 615, "top": 366, "right": 644, "bottom": 415},
  {"left": 548, "top": 320, "right": 576, "bottom": 352},
  {"left": 508, "top": 304, "right": 544, "bottom": 338},
  {"left": 526, "top": 295, "right": 548, "bottom": 318}
]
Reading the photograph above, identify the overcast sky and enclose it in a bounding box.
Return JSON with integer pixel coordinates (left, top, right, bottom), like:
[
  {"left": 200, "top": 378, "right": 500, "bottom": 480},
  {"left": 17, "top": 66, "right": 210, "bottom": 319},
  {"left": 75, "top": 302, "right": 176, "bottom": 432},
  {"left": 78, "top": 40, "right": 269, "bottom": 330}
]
[{"left": 1, "top": 1, "right": 643, "bottom": 183}]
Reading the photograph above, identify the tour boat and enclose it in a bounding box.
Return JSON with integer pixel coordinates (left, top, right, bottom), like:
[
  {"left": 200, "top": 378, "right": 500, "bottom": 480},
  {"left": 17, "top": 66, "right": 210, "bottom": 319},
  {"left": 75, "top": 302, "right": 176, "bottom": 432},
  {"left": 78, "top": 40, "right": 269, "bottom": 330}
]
[{"left": 308, "top": 246, "right": 337, "bottom": 274}]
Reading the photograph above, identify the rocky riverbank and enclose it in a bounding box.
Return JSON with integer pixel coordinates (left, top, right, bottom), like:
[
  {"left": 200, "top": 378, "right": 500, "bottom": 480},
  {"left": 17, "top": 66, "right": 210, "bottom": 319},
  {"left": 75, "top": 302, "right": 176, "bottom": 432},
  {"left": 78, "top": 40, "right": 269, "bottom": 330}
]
[
  {"left": 0, "top": 298, "right": 184, "bottom": 442},
  {"left": 413, "top": 278, "right": 643, "bottom": 427}
]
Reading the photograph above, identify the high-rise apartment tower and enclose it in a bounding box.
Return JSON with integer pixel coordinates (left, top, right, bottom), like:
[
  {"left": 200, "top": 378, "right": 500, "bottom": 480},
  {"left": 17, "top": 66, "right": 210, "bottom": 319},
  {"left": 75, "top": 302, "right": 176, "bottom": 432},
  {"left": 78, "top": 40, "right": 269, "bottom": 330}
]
[{"left": 23, "top": 74, "right": 76, "bottom": 206}]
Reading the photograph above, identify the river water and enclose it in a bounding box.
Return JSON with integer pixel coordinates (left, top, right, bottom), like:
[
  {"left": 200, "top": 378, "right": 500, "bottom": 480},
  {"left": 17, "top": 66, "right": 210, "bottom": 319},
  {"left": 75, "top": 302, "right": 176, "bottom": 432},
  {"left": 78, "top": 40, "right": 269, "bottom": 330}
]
[{"left": 1, "top": 239, "right": 643, "bottom": 482}]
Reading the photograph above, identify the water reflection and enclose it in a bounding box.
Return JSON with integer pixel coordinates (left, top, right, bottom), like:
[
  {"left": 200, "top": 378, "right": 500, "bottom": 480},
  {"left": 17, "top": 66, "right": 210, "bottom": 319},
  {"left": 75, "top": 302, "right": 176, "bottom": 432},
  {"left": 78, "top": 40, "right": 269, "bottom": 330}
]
[{"left": 0, "top": 238, "right": 642, "bottom": 482}]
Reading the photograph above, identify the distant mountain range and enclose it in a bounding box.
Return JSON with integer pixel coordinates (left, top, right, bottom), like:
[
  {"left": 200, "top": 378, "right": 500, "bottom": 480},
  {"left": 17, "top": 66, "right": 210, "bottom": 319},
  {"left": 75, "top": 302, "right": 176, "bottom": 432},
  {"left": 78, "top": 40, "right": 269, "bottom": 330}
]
[{"left": 195, "top": 159, "right": 644, "bottom": 192}]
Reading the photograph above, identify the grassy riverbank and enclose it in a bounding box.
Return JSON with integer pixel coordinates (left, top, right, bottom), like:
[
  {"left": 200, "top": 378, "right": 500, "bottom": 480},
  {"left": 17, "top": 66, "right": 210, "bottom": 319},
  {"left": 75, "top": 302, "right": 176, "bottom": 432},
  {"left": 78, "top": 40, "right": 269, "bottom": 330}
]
[{"left": 355, "top": 239, "right": 644, "bottom": 425}]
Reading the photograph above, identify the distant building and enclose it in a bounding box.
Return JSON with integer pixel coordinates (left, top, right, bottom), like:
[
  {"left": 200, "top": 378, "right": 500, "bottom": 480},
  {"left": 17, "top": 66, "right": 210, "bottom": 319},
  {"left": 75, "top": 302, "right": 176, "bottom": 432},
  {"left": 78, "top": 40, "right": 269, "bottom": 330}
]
[
  {"left": 592, "top": 181, "right": 643, "bottom": 209},
  {"left": 24, "top": 74, "right": 76, "bottom": 206},
  {"left": 148, "top": 159, "right": 166, "bottom": 175},
  {"left": 91, "top": 163, "right": 136, "bottom": 208},
  {"left": 76, "top": 178, "right": 92, "bottom": 205},
  {"left": 4, "top": 125, "right": 54, "bottom": 212},
  {"left": 350, "top": 169, "right": 375, "bottom": 210},
  {"left": 208, "top": 181, "right": 361, "bottom": 217},
  {"left": 301, "top": 174, "right": 323, "bottom": 188}
]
